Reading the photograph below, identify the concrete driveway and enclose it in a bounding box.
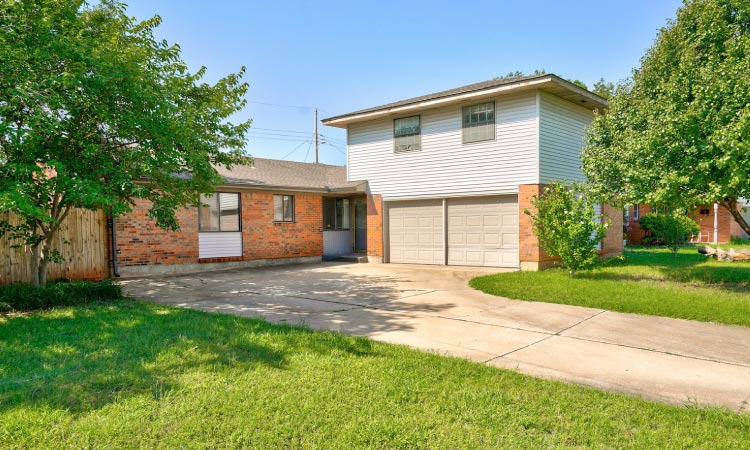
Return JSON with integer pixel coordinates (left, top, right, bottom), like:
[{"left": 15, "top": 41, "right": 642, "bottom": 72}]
[{"left": 121, "top": 262, "right": 750, "bottom": 412}]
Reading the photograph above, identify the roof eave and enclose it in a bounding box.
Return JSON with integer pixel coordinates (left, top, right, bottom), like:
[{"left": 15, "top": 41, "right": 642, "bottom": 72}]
[
  {"left": 322, "top": 74, "right": 608, "bottom": 128},
  {"left": 216, "top": 180, "right": 367, "bottom": 194}
]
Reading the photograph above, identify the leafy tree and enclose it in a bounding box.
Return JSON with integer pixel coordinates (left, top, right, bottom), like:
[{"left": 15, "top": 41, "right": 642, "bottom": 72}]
[
  {"left": 582, "top": 0, "right": 750, "bottom": 236},
  {"left": 0, "top": 0, "right": 250, "bottom": 287},
  {"left": 638, "top": 213, "right": 701, "bottom": 255},
  {"left": 525, "top": 182, "right": 609, "bottom": 278},
  {"left": 591, "top": 78, "right": 616, "bottom": 100}
]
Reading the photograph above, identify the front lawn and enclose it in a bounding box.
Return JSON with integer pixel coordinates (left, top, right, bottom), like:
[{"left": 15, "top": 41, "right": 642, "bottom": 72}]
[
  {"left": 471, "top": 247, "right": 750, "bottom": 327},
  {"left": 1, "top": 302, "right": 748, "bottom": 448}
]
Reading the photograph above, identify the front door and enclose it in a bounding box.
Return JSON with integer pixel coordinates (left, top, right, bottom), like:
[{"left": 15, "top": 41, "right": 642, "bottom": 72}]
[{"left": 354, "top": 200, "right": 367, "bottom": 252}]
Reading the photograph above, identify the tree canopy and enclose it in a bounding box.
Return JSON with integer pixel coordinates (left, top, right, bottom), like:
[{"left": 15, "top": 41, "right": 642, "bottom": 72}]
[
  {"left": 582, "top": 0, "right": 750, "bottom": 234},
  {"left": 0, "top": 0, "right": 251, "bottom": 286}
]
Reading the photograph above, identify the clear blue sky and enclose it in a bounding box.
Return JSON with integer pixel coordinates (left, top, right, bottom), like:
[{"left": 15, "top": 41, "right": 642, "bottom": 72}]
[{"left": 124, "top": 0, "right": 683, "bottom": 166}]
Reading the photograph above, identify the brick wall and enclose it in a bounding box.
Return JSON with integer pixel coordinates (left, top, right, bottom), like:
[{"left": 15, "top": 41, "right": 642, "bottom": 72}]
[
  {"left": 626, "top": 203, "right": 741, "bottom": 244},
  {"left": 519, "top": 184, "right": 623, "bottom": 270},
  {"left": 241, "top": 192, "right": 323, "bottom": 259},
  {"left": 366, "top": 193, "right": 383, "bottom": 259},
  {"left": 625, "top": 204, "right": 652, "bottom": 245},
  {"left": 518, "top": 184, "right": 557, "bottom": 269},
  {"left": 116, "top": 198, "right": 199, "bottom": 266},
  {"left": 689, "top": 204, "right": 733, "bottom": 244},
  {"left": 116, "top": 191, "right": 324, "bottom": 267}
]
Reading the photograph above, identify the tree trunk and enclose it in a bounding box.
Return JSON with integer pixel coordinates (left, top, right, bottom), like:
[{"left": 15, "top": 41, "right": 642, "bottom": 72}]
[
  {"left": 569, "top": 269, "right": 575, "bottom": 278},
  {"left": 30, "top": 242, "right": 41, "bottom": 288},
  {"left": 721, "top": 197, "right": 750, "bottom": 237},
  {"left": 38, "top": 243, "right": 49, "bottom": 287}
]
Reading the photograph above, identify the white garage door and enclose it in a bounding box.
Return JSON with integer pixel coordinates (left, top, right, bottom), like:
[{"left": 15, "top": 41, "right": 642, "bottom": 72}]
[
  {"left": 388, "top": 200, "right": 444, "bottom": 265},
  {"left": 447, "top": 196, "right": 518, "bottom": 267}
]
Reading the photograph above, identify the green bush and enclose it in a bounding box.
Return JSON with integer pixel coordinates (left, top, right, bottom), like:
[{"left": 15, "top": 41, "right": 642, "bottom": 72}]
[
  {"left": 525, "top": 181, "right": 609, "bottom": 278},
  {"left": 729, "top": 236, "right": 750, "bottom": 246},
  {"left": 638, "top": 213, "right": 700, "bottom": 255},
  {"left": 0, "top": 280, "right": 123, "bottom": 312}
]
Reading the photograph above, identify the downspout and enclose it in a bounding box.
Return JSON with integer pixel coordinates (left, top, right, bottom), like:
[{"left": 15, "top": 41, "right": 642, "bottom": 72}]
[
  {"left": 108, "top": 215, "right": 120, "bottom": 277},
  {"left": 713, "top": 202, "right": 719, "bottom": 244}
]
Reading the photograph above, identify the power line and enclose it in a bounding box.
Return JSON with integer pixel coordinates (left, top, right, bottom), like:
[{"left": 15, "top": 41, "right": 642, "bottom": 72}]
[
  {"left": 303, "top": 140, "right": 313, "bottom": 162},
  {"left": 248, "top": 136, "right": 310, "bottom": 142},
  {"left": 280, "top": 140, "right": 310, "bottom": 160},
  {"left": 250, "top": 127, "right": 314, "bottom": 135},
  {"left": 248, "top": 130, "right": 314, "bottom": 139},
  {"left": 246, "top": 101, "right": 337, "bottom": 117}
]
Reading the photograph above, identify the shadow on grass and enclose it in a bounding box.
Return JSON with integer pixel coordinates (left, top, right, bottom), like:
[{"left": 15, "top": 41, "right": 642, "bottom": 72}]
[{"left": 0, "top": 301, "right": 378, "bottom": 414}]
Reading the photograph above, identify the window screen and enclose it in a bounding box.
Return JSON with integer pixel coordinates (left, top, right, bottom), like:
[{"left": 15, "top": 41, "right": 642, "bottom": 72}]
[
  {"left": 394, "top": 116, "right": 421, "bottom": 152},
  {"left": 462, "top": 102, "right": 495, "bottom": 143},
  {"left": 199, "top": 193, "right": 240, "bottom": 232},
  {"left": 274, "top": 195, "right": 294, "bottom": 222}
]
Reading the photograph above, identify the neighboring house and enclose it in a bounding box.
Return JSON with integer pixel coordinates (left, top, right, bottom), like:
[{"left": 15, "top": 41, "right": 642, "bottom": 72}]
[
  {"left": 625, "top": 203, "right": 750, "bottom": 245},
  {"left": 322, "top": 73, "right": 622, "bottom": 270}
]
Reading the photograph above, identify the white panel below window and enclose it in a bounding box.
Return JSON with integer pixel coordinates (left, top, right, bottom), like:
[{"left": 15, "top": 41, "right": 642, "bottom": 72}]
[{"left": 199, "top": 232, "right": 242, "bottom": 258}]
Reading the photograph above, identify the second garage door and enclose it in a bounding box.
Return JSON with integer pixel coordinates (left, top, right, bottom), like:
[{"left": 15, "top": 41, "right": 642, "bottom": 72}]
[
  {"left": 388, "top": 200, "right": 444, "bottom": 265},
  {"left": 447, "top": 196, "right": 518, "bottom": 267}
]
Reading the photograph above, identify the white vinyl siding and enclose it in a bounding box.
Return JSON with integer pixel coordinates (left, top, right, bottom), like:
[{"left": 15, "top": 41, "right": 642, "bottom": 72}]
[
  {"left": 388, "top": 200, "right": 444, "bottom": 265},
  {"left": 347, "top": 92, "right": 538, "bottom": 200},
  {"left": 447, "top": 196, "right": 518, "bottom": 267},
  {"left": 539, "top": 91, "right": 593, "bottom": 183},
  {"left": 198, "top": 232, "right": 242, "bottom": 258}
]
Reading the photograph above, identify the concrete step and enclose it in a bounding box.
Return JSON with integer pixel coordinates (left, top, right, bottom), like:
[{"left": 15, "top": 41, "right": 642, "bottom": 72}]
[{"left": 332, "top": 254, "right": 368, "bottom": 263}]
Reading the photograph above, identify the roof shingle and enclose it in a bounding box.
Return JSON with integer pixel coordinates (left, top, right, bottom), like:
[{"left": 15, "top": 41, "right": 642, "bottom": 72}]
[{"left": 215, "top": 158, "right": 362, "bottom": 192}]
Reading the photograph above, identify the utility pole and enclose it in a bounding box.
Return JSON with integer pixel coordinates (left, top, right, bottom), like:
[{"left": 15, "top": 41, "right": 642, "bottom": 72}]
[{"left": 314, "top": 108, "right": 319, "bottom": 164}]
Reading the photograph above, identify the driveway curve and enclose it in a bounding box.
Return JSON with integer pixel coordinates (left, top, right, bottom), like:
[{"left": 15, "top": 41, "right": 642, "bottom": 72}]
[{"left": 121, "top": 262, "right": 750, "bottom": 412}]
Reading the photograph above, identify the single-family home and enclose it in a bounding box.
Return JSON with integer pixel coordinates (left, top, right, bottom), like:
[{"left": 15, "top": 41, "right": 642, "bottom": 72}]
[
  {"left": 625, "top": 203, "right": 750, "bottom": 245},
  {"left": 110, "top": 73, "right": 622, "bottom": 277}
]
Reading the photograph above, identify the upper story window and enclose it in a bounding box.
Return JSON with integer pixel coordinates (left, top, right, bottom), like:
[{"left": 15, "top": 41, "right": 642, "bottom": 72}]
[
  {"left": 199, "top": 193, "right": 240, "bottom": 232},
  {"left": 462, "top": 101, "right": 495, "bottom": 143},
  {"left": 393, "top": 116, "right": 421, "bottom": 153},
  {"left": 633, "top": 204, "right": 640, "bottom": 221},
  {"left": 274, "top": 194, "right": 295, "bottom": 222}
]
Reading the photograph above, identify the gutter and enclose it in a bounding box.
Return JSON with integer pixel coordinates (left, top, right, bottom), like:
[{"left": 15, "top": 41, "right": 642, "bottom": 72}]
[{"left": 108, "top": 215, "right": 120, "bottom": 278}]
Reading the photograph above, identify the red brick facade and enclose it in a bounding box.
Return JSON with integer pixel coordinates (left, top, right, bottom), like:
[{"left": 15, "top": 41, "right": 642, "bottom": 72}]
[
  {"left": 241, "top": 192, "right": 323, "bottom": 260},
  {"left": 626, "top": 203, "right": 746, "bottom": 244},
  {"left": 519, "top": 184, "right": 623, "bottom": 270},
  {"left": 116, "top": 191, "right": 323, "bottom": 267},
  {"left": 116, "top": 199, "right": 199, "bottom": 266},
  {"left": 518, "top": 184, "right": 557, "bottom": 268},
  {"left": 366, "top": 193, "right": 383, "bottom": 259}
]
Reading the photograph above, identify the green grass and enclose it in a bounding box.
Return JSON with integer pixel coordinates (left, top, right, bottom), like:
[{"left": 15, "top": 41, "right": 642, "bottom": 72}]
[
  {"left": 1, "top": 301, "right": 749, "bottom": 449},
  {"left": 471, "top": 247, "right": 750, "bottom": 327}
]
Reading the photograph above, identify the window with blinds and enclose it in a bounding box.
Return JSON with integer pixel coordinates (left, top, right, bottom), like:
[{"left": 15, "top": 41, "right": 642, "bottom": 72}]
[
  {"left": 393, "top": 116, "right": 421, "bottom": 152},
  {"left": 462, "top": 101, "right": 495, "bottom": 143},
  {"left": 199, "top": 193, "right": 240, "bottom": 232}
]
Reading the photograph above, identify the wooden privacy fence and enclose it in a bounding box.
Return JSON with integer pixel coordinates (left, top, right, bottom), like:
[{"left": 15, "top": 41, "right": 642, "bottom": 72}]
[{"left": 0, "top": 209, "right": 110, "bottom": 285}]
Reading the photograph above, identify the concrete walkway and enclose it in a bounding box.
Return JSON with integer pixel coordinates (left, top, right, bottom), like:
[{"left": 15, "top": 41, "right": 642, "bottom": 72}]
[{"left": 121, "top": 262, "right": 750, "bottom": 412}]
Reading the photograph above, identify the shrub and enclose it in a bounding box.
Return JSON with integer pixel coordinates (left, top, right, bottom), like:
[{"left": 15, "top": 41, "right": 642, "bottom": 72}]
[
  {"left": 638, "top": 213, "right": 700, "bottom": 255},
  {"left": 525, "top": 181, "right": 609, "bottom": 278},
  {"left": 0, "top": 280, "right": 123, "bottom": 313}
]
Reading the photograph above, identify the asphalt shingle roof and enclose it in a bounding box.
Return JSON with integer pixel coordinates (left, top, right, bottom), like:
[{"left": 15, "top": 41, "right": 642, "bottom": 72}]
[
  {"left": 215, "top": 157, "right": 362, "bottom": 192},
  {"left": 322, "top": 74, "right": 547, "bottom": 122}
]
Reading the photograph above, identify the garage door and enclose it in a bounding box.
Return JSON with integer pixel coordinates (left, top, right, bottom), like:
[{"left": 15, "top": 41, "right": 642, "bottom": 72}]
[
  {"left": 388, "top": 200, "right": 444, "bottom": 265},
  {"left": 447, "top": 196, "right": 518, "bottom": 267}
]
